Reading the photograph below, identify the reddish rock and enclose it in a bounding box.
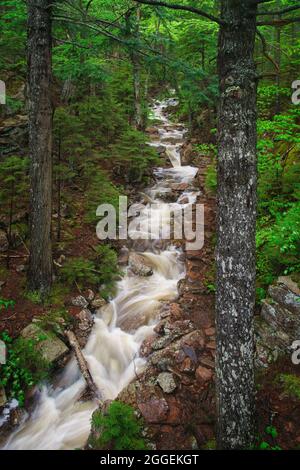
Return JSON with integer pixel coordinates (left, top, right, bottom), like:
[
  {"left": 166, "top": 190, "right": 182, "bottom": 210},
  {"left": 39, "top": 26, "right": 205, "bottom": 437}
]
[
  {"left": 138, "top": 398, "right": 169, "bottom": 423},
  {"left": 204, "top": 327, "right": 215, "bottom": 336},
  {"left": 169, "top": 303, "right": 183, "bottom": 320},
  {"left": 196, "top": 366, "right": 213, "bottom": 382},
  {"left": 207, "top": 341, "right": 216, "bottom": 350},
  {"left": 180, "top": 357, "right": 195, "bottom": 374},
  {"left": 166, "top": 398, "right": 183, "bottom": 424},
  {"left": 140, "top": 335, "right": 157, "bottom": 357},
  {"left": 171, "top": 183, "right": 189, "bottom": 191}
]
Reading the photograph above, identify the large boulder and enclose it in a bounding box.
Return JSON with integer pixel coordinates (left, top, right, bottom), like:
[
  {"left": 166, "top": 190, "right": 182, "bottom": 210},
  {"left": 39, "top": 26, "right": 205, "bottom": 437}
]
[
  {"left": 20, "top": 323, "right": 69, "bottom": 364},
  {"left": 255, "top": 277, "right": 300, "bottom": 368},
  {"left": 129, "top": 253, "right": 153, "bottom": 277}
]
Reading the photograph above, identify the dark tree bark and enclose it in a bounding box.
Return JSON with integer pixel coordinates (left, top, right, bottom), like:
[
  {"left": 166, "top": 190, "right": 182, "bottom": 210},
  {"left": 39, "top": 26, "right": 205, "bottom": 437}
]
[
  {"left": 275, "top": 0, "right": 282, "bottom": 114},
  {"left": 131, "top": 7, "right": 144, "bottom": 130},
  {"left": 27, "top": 0, "right": 53, "bottom": 295},
  {"left": 216, "top": 0, "right": 258, "bottom": 449}
]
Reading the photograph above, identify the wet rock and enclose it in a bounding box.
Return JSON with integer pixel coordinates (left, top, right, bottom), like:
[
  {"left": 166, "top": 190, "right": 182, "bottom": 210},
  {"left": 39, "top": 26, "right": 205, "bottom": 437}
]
[
  {"left": 91, "top": 295, "right": 107, "bottom": 310},
  {"left": 181, "top": 143, "right": 194, "bottom": 165},
  {"left": 178, "top": 196, "right": 189, "bottom": 205},
  {"left": 171, "top": 182, "right": 189, "bottom": 191},
  {"left": 86, "top": 289, "right": 95, "bottom": 302},
  {"left": 161, "top": 136, "right": 183, "bottom": 144},
  {"left": 268, "top": 285, "right": 300, "bottom": 315},
  {"left": 73, "top": 308, "right": 94, "bottom": 348},
  {"left": 157, "top": 372, "right": 177, "bottom": 394},
  {"left": 138, "top": 398, "right": 169, "bottom": 423},
  {"left": 277, "top": 276, "right": 300, "bottom": 295},
  {"left": 155, "top": 145, "right": 166, "bottom": 155},
  {"left": 118, "top": 246, "right": 129, "bottom": 265},
  {"left": 146, "top": 126, "right": 159, "bottom": 134},
  {"left": 255, "top": 278, "right": 300, "bottom": 368},
  {"left": 140, "top": 335, "right": 157, "bottom": 357},
  {"left": 129, "top": 253, "right": 153, "bottom": 277},
  {"left": 20, "top": 323, "right": 69, "bottom": 364},
  {"left": 71, "top": 295, "right": 89, "bottom": 308}
]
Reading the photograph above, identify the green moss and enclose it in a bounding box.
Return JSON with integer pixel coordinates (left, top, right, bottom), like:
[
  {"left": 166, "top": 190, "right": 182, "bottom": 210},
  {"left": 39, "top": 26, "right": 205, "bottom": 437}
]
[
  {"left": 277, "top": 373, "right": 300, "bottom": 399},
  {"left": 201, "top": 438, "right": 216, "bottom": 450}
]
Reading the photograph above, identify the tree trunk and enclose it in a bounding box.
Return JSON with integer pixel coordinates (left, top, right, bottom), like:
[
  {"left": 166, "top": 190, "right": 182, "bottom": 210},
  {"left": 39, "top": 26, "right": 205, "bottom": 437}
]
[
  {"left": 216, "top": 0, "right": 258, "bottom": 449},
  {"left": 27, "top": 0, "right": 53, "bottom": 295},
  {"left": 275, "top": 1, "right": 281, "bottom": 114},
  {"left": 132, "top": 7, "right": 143, "bottom": 130}
]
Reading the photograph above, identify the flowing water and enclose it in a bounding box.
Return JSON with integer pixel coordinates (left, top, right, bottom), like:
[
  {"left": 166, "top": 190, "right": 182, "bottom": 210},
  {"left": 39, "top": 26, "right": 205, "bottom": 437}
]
[{"left": 2, "top": 98, "right": 199, "bottom": 450}]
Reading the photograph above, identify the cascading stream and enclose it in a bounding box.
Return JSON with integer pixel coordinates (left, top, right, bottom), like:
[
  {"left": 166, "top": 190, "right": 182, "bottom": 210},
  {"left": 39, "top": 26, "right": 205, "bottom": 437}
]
[{"left": 2, "top": 98, "right": 199, "bottom": 450}]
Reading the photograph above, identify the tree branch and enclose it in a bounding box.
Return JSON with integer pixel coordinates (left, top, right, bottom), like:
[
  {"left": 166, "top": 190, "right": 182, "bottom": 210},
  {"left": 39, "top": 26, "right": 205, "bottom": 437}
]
[
  {"left": 133, "top": 0, "right": 224, "bottom": 25},
  {"left": 257, "top": 4, "right": 300, "bottom": 16},
  {"left": 257, "top": 16, "right": 300, "bottom": 26},
  {"left": 256, "top": 29, "right": 279, "bottom": 71}
]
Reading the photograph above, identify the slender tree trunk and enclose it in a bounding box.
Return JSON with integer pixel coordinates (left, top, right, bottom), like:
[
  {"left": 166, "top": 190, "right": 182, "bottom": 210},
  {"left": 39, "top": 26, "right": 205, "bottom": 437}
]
[
  {"left": 216, "top": 0, "right": 258, "bottom": 449},
  {"left": 274, "top": 0, "right": 281, "bottom": 114},
  {"left": 57, "top": 131, "right": 62, "bottom": 242},
  {"left": 27, "top": 0, "right": 53, "bottom": 295},
  {"left": 132, "top": 7, "right": 143, "bottom": 130}
]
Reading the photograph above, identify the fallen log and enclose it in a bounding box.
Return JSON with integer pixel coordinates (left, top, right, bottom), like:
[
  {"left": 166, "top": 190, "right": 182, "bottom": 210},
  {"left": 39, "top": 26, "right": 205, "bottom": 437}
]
[{"left": 65, "top": 330, "right": 102, "bottom": 403}]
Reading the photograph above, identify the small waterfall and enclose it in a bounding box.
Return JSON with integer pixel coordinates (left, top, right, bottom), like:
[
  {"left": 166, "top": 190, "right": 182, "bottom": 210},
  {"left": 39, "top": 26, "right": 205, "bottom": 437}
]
[{"left": 2, "top": 98, "right": 199, "bottom": 450}]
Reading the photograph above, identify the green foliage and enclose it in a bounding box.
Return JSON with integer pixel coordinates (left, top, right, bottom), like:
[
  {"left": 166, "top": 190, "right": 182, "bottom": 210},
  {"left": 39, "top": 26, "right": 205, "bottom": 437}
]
[
  {"left": 60, "top": 257, "right": 99, "bottom": 288},
  {"left": 205, "top": 163, "right": 217, "bottom": 194},
  {"left": 257, "top": 425, "right": 281, "bottom": 451},
  {"left": 85, "top": 167, "right": 121, "bottom": 224},
  {"left": 201, "top": 438, "right": 216, "bottom": 450},
  {"left": 0, "top": 298, "right": 15, "bottom": 310},
  {"left": 92, "top": 244, "right": 122, "bottom": 299},
  {"left": 0, "top": 155, "right": 29, "bottom": 246},
  {"left": 91, "top": 401, "right": 147, "bottom": 450},
  {"left": 278, "top": 373, "right": 300, "bottom": 400},
  {"left": 0, "top": 331, "right": 50, "bottom": 406},
  {"left": 60, "top": 245, "right": 120, "bottom": 297},
  {"left": 256, "top": 108, "right": 300, "bottom": 290},
  {"left": 24, "top": 290, "right": 43, "bottom": 305},
  {"left": 257, "top": 85, "right": 291, "bottom": 118},
  {"left": 105, "top": 128, "right": 161, "bottom": 183}
]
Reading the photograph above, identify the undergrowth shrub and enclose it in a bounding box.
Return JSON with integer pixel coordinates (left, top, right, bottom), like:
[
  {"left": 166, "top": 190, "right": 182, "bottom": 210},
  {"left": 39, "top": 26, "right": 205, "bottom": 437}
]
[
  {"left": 0, "top": 331, "right": 50, "bottom": 406},
  {"left": 60, "top": 257, "right": 99, "bottom": 288},
  {"left": 90, "top": 401, "right": 147, "bottom": 450},
  {"left": 60, "top": 245, "right": 121, "bottom": 298}
]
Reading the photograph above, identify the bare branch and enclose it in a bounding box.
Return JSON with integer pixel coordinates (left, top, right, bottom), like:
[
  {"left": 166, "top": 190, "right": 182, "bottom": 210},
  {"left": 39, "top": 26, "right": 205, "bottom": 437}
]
[
  {"left": 257, "top": 16, "right": 300, "bottom": 26},
  {"left": 256, "top": 29, "right": 279, "bottom": 71},
  {"left": 133, "top": 0, "right": 224, "bottom": 25},
  {"left": 257, "top": 4, "right": 300, "bottom": 16}
]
